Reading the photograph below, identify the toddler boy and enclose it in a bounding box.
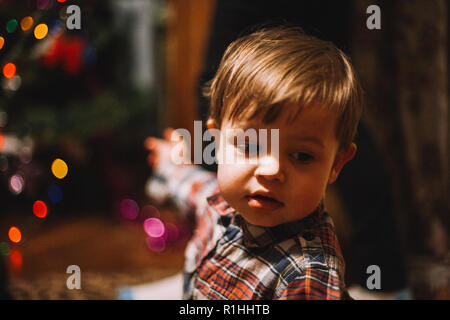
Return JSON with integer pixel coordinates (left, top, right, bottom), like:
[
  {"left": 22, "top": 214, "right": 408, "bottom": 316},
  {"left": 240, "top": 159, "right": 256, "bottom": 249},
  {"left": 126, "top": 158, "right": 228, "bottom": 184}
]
[{"left": 145, "top": 26, "right": 363, "bottom": 299}]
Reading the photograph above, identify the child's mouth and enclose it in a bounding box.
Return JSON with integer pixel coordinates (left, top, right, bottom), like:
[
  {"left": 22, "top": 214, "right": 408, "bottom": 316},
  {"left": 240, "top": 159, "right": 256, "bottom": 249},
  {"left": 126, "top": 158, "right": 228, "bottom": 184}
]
[{"left": 246, "top": 195, "right": 284, "bottom": 210}]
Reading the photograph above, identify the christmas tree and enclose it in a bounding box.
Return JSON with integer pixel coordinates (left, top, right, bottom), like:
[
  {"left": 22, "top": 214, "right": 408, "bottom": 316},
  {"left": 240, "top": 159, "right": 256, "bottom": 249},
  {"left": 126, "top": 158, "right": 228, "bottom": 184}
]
[{"left": 0, "top": 0, "right": 163, "bottom": 215}]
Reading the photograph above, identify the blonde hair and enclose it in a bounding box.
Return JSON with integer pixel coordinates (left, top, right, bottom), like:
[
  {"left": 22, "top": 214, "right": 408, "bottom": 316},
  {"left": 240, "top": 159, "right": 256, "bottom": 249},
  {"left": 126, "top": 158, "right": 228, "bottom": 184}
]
[{"left": 204, "top": 26, "right": 363, "bottom": 149}]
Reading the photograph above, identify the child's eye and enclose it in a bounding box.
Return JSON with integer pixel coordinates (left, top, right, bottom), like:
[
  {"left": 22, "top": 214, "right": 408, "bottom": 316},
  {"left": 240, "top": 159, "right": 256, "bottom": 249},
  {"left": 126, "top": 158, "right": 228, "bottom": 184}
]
[
  {"left": 291, "top": 152, "right": 314, "bottom": 162},
  {"left": 237, "top": 143, "right": 259, "bottom": 156}
]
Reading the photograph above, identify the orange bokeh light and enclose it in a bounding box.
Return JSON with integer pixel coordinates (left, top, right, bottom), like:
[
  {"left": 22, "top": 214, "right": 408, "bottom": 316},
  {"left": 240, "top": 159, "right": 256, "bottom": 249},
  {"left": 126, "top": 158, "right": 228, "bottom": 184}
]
[
  {"left": 20, "top": 16, "right": 34, "bottom": 31},
  {"left": 8, "top": 226, "right": 22, "bottom": 243},
  {"left": 3, "top": 62, "right": 16, "bottom": 79},
  {"left": 33, "top": 200, "right": 48, "bottom": 218},
  {"left": 10, "top": 248, "right": 22, "bottom": 269}
]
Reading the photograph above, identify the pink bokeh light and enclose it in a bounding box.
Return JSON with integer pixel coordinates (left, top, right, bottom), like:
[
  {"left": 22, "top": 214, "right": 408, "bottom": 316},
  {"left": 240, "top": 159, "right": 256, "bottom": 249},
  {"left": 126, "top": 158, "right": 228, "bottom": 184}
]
[
  {"left": 119, "top": 198, "right": 139, "bottom": 220},
  {"left": 143, "top": 218, "right": 165, "bottom": 238}
]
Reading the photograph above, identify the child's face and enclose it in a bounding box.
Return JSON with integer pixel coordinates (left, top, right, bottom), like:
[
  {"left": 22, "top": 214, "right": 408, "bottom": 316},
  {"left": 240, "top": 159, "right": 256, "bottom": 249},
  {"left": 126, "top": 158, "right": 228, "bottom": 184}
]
[{"left": 211, "top": 106, "right": 356, "bottom": 227}]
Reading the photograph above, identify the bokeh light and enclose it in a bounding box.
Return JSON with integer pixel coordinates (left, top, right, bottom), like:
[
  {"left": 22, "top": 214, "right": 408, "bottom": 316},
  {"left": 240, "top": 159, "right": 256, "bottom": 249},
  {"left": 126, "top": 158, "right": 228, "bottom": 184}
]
[
  {"left": 83, "top": 46, "right": 97, "bottom": 66},
  {"left": 6, "top": 19, "right": 18, "bottom": 33},
  {"left": 146, "top": 236, "right": 166, "bottom": 253},
  {"left": 10, "top": 248, "right": 22, "bottom": 269},
  {"left": 2, "top": 74, "right": 22, "bottom": 91},
  {"left": 48, "top": 185, "right": 63, "bottom": 203},
  {"left": 51, "top": 158, "right": 68, "bottom": 179},
  {"left": 37, "top": 0, "right": 52, "bottom": 10},
  {"left": 0, "top": 36, "right": 4, "bottom": 50},
  {"left": 57, "top": 0, "right": 67, "bottom": 2},
  {"left": 8, "top": 226, "right": 22, "bottom": 243},
  {"left": 48, "top": 19, "right": 63, "bottom": 35},
  {"left": 143, "top": 218, "right": 165, "bottom": 238},
  {"left": 3, "top": 63, "right": 17, "bottom": 79},
  {"left": 165, "top": 223, "right": 180, "bottom": 243},
  {"left": 9, "top": 174, "right": 25, "bottom": 195},
  {"left": 34, "top": 23, "right": 48, "bottom": 40},
  {"left": 19, "top": 146, "right": 32, "bottom": 164},
  {"left": 0, "top": 133, "right": 3, "bottom": 150},
  {"left": 120, "top": 198, "right": 139, "bottom": 220},
  {"left": 140, "top": 205, "right": 160, "bottom": 219},
  {"left": 20, "top": 16, "right": 34, "bottom": 31},
  {"left": 33, "top": 200, "right": 48, "bottom": 218},
  {"left": 0, "top": 242, "right": 10, "bottom": 256}
]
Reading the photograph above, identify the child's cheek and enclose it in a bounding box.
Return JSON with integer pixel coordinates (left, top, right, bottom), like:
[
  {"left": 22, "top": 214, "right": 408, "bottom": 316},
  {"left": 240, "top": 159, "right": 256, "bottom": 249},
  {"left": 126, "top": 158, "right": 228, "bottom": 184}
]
[{"left": 217, "top": 162, "right": 250, "bottom": 204}]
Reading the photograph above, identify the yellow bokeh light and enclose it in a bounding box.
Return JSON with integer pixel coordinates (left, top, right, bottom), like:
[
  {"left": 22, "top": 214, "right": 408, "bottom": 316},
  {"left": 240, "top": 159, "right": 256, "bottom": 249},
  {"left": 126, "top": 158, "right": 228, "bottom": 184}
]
[
  {"left": 0, "top": 36, "right": 4, "bottom": 50},
  {"left": 51, "top": 158, "right": 68, "bottom": 179},
  {"left": 34, "top": 23, "right": 48, "bottom": 40},
  {"left": 20, "top": 16, "right": 34, "bottom": 31}
]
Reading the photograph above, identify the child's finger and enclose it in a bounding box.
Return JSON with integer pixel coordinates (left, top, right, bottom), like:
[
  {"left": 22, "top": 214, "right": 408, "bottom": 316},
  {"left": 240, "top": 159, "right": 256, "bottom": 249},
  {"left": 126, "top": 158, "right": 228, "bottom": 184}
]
[
  {"left": 163, "top": 128, "right": 175, "bottom": 141},
  {"left": 147, "top": 153, "right": 157, "bottom": 167},
  {"left": 144, "top": 137, "right": 155, "bottom": 150}
]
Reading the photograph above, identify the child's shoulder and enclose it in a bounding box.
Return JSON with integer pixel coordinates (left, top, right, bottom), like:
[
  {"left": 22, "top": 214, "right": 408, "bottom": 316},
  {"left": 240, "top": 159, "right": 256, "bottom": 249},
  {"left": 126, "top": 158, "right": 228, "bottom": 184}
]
[
  {"left": 251, "top": 211, "right": 345, "bottom": 277},
  {"left": 283, "top": 211, "right": 344, "bottom": 272}
]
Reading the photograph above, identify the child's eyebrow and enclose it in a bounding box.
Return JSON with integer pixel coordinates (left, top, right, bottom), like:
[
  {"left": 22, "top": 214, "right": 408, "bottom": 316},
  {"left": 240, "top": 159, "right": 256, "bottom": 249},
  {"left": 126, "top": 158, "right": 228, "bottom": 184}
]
[{"left": 286, "top": 136, "right": 325, "bottom": 149}]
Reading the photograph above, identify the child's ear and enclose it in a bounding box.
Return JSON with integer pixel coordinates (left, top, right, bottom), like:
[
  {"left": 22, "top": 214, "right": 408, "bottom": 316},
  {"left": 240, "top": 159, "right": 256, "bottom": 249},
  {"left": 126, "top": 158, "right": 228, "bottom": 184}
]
[{"left": 327, "top": 143, "right": 357, "bottom": 185}]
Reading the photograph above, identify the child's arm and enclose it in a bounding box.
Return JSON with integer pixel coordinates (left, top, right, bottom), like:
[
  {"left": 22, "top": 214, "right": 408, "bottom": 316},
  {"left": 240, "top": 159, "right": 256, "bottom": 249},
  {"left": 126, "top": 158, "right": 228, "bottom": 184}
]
[{"left": 145, "top": 128, "right": 218, "bottom": 217}]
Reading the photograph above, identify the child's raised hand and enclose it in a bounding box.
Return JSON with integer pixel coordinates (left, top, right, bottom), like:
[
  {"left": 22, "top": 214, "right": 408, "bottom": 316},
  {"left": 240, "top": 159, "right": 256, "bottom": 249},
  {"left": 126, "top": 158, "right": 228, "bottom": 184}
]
[{"left": 144, "top": 128, "right": 192, "bottom": 170}]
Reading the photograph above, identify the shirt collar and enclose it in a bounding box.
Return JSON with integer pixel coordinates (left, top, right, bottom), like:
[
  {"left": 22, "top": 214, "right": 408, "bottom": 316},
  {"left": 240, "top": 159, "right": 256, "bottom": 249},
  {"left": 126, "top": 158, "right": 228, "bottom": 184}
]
[{"left": 207, "top": 192, "right": 325, "bottom": 248}]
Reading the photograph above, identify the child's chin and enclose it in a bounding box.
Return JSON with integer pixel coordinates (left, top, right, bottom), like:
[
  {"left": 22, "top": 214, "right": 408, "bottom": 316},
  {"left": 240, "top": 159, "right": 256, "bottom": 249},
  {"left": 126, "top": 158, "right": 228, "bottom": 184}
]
[{"left": 241, "top": 214, "right": 282, "bottom": 227}]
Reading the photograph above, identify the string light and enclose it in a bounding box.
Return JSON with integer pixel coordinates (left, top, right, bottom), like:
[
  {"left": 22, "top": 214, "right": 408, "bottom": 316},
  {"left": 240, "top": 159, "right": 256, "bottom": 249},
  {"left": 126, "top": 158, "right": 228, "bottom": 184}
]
[
  {"left": 9, "top": 248, "right": 22, "bottom": 269},
  {"left": 37, "top": 0, "right": 52, "bottom": 10},
  {"left": 140, "top": 205, "right": 160, "bottom": 219},
  {"left": 34, "top": 23, "right": 48, "bottom": 40},
  {"left": 9, "top": 174, "right": 25, "bottom": 195},
  {"left": 3, "top": 63, "right": 17, "bottom": 79},
  {"left": 48, "top": 185, "right": 63, "bottom": 203},
  {"left": 6, "top": 19, "right": 18, "bottom": 33},
  {"left": 48, "top": 19, "right": 63, "bottom": 35},
  {"left": 144, "top": 218, "right": 165, "bottom": 238},
  {"left": 0, "top": 242, "right": 10, "bottom": 256},
  {"left": 8, "top": 226, "right": 22, "bottom": 243},
  {"left": 120, "top": 199, "right": 139, "bottom": 220},
  {"left": 33, "top": 200, "right": 48, "bottom": 218},
  {"left": 146, "top": 236, "right": 166, "bottom": 253},
  {"left": 3, "top": 75, "right": 22, "bottom": 91},
  {"left": 20, "top": 16, "right": 34, "bottom": 31},
  {"left": 51, "top": 158, "right": 68, "bottom": 179},
  {"left": 165, "top": 223, "right": 180, "bottom": 243}
]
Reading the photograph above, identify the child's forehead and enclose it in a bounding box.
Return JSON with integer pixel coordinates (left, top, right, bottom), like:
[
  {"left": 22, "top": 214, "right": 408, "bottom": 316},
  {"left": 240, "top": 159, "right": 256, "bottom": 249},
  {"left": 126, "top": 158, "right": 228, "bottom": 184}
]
[
  {"left": 223, "top": 106, "right": 337, "bottom": 132},
  {"left": 220, "top": 107, "right": 339, "bottom": 147}
]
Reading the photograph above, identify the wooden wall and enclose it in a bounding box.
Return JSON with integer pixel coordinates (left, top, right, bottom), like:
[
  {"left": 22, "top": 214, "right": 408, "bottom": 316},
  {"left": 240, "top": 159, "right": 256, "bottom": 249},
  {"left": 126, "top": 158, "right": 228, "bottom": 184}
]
[{"left": 164, "top": 0, "right": 216, "bottom": 135}]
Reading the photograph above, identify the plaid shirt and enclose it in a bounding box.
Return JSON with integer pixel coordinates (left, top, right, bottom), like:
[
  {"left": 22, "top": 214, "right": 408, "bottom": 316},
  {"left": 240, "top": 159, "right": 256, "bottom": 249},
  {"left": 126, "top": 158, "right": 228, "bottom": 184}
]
[{"left": 146, "top": 162, "right": 348, "bottom": 300}]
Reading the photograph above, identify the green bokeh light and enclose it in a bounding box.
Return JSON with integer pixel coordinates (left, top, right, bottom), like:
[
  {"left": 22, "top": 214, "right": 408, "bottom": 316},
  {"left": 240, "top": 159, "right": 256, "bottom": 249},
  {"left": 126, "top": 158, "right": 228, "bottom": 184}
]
[
  {"left": 6, "top": 19, "right": 18, "bottom": 33},
  {"left": 0, "top": 242, "right": 10, "bottom": 256}
]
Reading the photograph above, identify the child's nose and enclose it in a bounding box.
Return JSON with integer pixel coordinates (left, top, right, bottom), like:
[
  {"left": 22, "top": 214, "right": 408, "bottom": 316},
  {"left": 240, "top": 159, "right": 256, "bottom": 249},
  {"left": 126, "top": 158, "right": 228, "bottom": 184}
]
[{"left": 254, "top": 155, "right": 285, "bottom": 183}]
